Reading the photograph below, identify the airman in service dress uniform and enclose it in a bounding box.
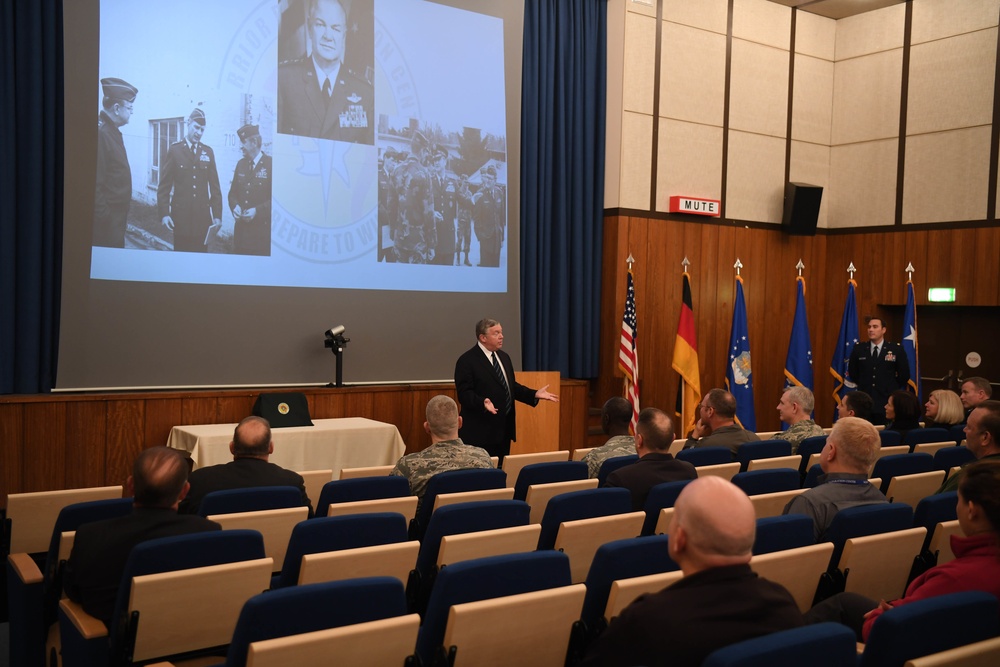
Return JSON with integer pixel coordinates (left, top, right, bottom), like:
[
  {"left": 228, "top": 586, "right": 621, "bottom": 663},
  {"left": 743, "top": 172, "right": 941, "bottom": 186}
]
[
  {"left": 157, "top": 108, "right": 223, "bottom": 253},
  {"left": 228, "top": 124, "right": 272, "bottom": 256},
  {"left": 93, "top": 78, "right": 138, "bottom": 248}
]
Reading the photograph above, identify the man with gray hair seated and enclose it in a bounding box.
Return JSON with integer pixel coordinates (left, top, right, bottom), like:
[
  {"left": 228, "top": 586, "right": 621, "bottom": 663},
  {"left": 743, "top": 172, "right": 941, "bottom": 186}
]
[
  {"left": 782, "top": 416, "right": 887, "bottom": 540},
  {"left": 391, "top": 395, "right": 494, "bottom": 505},
  {"left": 774, "top": 385, "right": 825, "bottom": 453},
  {"left": 580, "top": 476, "right": 803, "bottom": 666}
]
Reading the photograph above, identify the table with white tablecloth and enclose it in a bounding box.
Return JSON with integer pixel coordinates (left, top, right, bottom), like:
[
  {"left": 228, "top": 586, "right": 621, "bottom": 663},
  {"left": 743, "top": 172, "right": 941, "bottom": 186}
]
[{"left": 165, "top": 417, "right": 406, "bottom": 475}]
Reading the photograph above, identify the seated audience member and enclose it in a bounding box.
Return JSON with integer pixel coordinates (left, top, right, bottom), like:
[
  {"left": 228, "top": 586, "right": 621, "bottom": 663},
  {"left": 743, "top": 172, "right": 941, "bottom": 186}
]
[
  {"left": 774, "top": 386, "right": 825, "bottom": 453},
  {"left": 838, "top": 390, "right": 874, "bottom": 423},
  {"left": 783, "top": 417, "right": 886, "bottom": 540},
  {"left": 939, "top": 400, "right": 1000, "bottom": 493},
  {"left": 884, "top": 390, "right": 922, "bottom": 440},
  {"left": 580, "top": 476, "right": 803, "bottom": 667},
  {"left": 603, "top": 407, "right": 697, "bottom": 511},
  {"left": 683, "top": 388, "right": 760, "bottom": 459},
  {"left": 804, "top": 460, "right": 1000, "bottom": 641},
  {"left": 64, "top": 447, "right": 221, "bottom": 628},
  {"left": 960, "top": 376, "right": 992, "bottom": 421},
  {"left": 923, "top": 388, "right": 965, "bottom": 431},
  {"left": 179, "top": 415, "right": 311, "bottom": 515},
  {"left": 582, "top": 396, "right": 637, "bottom": 479},
  {"left": 390, "top": 395, "right": 493, "bottom": 506}
]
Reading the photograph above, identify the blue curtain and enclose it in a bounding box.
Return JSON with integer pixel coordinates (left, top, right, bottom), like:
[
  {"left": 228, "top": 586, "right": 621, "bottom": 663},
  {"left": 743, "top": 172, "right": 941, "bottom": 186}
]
[
  {"left": 0, "top": 0, "right": 64, "bottom": 394},
  {"left": 520, "top": 0, "right": 607, "bottom": 379}
]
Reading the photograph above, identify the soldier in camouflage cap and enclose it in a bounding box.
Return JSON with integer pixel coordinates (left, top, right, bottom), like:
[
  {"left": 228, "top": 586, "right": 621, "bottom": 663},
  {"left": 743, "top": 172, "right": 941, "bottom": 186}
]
[{"left": 390, "top": 395, "right": 493, "bottom": 506}]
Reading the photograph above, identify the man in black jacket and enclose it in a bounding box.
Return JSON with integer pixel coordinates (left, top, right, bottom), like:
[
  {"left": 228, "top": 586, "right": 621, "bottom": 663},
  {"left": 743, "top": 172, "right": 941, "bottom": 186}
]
[
  {"left": 64, "top": 447, "right": 220, "bottom": 628},
  {"left": 179, "top": 416, "right": 310, "bottom": 514},
  {"left": 454, "top": 317, "right": 558, "bottom": 462},
  {"left": 604, "top": 407, "right": 696, "bottom": 510}
]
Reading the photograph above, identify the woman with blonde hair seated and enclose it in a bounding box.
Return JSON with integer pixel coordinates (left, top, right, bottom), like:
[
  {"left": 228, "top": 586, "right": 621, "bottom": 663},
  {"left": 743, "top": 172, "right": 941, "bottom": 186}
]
[{"left": 924, "top": 389, "right": 965, "bottom": 430}]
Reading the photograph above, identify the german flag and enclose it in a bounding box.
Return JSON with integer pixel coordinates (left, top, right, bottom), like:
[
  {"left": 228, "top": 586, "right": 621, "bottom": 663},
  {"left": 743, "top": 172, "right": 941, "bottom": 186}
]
[{"left": 673, "top": 273, "right": 701, "bottom": 434}]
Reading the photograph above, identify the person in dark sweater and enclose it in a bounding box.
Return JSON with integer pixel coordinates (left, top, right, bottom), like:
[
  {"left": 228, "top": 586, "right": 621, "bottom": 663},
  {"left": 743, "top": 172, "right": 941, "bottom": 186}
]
[{"left": 64, "top": 447, "right": 220, "bottom": 628}]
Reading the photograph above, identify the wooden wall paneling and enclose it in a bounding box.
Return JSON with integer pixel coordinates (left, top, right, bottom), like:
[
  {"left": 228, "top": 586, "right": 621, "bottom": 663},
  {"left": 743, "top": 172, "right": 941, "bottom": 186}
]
[
  {"left": 65, "top": 401, "right": 107, "bottom": 488},
  {"left": 311, "top": 390, "right": 347, "bottom": 419},
  {"left": 22, "top": 403, "right": 67, "bottom": 492},
  {"left": 344, "top": 391, "right": 375, "bottom": 421},
  {"left": 372, "top": 389, "right": 416, "bottom": 452},
  {"left": 924, "top": 229, "right": 953, "bottom": 299},
  {"left": 973, "top": 227, "right": 1000, "bottom": 305},
  {"left": 405, "top": 387, "right": 439, "bottom": 454},
  {"left": 694, "top": 222, "right": 721, "bottom": 407},
  {"left": 104, "top": 400, "right": 145, "bottom": 487},
  {"left": 949, "top": 228, "right": 975, "bottom": 306},
  {"left": 0, "top": 403, "right": 23, "bottom": 506},
  {"left": 558, "top": 380, "right": 588, "bottom": 451},
  {"left": 218, "top": 394, "right": 255, "bottom": 424},
  {"left": 180, "top": 396, "right": 218, "bottom": 426},
  {"left": 742, "top": 227, "right": 776, "bottom": 431},
  {"left": 903, "top": 229, "right": 929, "bottom": 304},
  {"left": 144, "top": 398, "right": 183, "bottom": 447},
  {"left": 643, "top": 217, "right": 675, "bottom": 414}
]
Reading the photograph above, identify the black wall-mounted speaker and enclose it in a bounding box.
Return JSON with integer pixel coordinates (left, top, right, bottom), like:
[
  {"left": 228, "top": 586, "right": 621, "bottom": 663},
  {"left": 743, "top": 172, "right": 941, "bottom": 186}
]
[{"left": 782, "top": 182, "right": 823, "bottom": 236}]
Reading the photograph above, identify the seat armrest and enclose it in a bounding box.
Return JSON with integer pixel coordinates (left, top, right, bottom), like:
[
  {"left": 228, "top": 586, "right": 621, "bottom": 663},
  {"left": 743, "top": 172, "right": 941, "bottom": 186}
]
[
  {"left": 59, "top": 599, "right": 108, "bottom": 640},
  {"left": 8, "top": 552, "right": 44, "bottom": 584}
]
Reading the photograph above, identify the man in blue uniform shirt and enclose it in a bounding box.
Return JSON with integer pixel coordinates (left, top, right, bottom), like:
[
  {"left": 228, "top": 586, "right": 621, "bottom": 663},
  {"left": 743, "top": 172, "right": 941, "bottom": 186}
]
[
  {"left": 92, "top": 77, "right": 138, "bottom": 248},
  {"left": 228, "top": 124, "right": 271, "bottom": 256},
  {"left": 277, "top": 0, "right": 373, "bottom": 144},
  {"left": 157, "top": 108, "right": 223, "bottom": 253}
]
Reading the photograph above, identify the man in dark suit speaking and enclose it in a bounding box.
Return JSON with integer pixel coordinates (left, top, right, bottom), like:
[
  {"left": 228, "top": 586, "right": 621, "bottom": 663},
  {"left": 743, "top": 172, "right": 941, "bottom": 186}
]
[{"left": 454, "top": 318, "right": 559, "bottom": 461}]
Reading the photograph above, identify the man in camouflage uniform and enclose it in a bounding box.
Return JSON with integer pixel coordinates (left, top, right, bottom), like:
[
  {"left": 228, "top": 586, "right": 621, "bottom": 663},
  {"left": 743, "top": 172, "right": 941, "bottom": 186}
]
[
  {"left": 582, "top": 396, "right": 637, "bottom": 478},
  {"left": 455, "top": 175, "right": 473, "bottom": 266},
  {"left": 473, "top": 165, "right": 505, "bottom": 267},
  {"left": 390, "top": 395, "right": 493, "bottom": 507},
  {"left": 93, "top": 78, "right": 138, "bottom": 248},
  {"left": 391, "top": 132, "right": 436, "bottom": 263},
  {"left": 774, "top": 386, "right": 825, "bottom": 454}
]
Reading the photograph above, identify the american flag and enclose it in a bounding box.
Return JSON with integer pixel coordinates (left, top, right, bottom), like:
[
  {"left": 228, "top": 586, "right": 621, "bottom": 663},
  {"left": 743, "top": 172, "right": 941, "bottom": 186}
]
[{"left": 619, "top": 269, "right": 640, "bottom": 434}]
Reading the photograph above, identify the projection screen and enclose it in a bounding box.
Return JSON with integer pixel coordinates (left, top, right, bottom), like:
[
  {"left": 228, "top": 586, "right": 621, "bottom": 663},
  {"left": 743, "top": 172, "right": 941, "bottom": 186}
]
[{"left": 57, "top": 0, "right": 525, "bottom": 390}]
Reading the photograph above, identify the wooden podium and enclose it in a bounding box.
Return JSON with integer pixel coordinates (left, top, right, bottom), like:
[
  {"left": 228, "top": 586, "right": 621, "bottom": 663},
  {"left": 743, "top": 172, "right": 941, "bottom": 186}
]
[{"left": 511, "top": 371, "right": 561, "bottom": 454}]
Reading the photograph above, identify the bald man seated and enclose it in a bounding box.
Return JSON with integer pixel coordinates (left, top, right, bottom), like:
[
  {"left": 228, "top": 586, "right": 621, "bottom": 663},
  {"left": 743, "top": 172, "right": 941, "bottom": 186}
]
[
  {"left": 580, "top": 476, "right": 803, "bottom": 667},
  {"left": 179, "top": 416, "right": 310, "bottom": 515}
]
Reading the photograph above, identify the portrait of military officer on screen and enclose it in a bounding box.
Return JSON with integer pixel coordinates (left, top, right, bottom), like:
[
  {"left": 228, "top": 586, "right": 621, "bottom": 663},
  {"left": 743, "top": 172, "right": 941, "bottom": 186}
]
[{"left": 277, "top": 0, "right": 375, "bottom": 144}]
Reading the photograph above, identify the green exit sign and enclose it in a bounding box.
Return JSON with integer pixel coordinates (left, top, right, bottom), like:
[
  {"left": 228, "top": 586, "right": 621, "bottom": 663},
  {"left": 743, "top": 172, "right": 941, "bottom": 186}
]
[{"left": 928, "top": 288, "right": 956, "bottom": 303}]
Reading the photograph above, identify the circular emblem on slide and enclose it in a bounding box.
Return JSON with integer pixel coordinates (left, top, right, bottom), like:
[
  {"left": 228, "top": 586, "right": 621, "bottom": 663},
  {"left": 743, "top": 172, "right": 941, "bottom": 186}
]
[{"left": 278, "top": 402, "right": 290, "bottom": 415}]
